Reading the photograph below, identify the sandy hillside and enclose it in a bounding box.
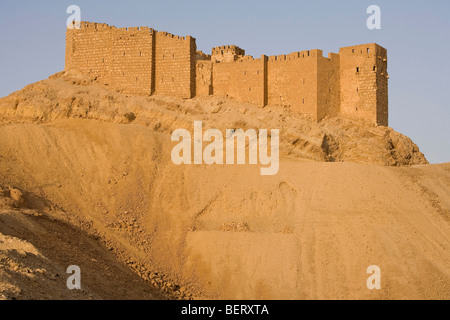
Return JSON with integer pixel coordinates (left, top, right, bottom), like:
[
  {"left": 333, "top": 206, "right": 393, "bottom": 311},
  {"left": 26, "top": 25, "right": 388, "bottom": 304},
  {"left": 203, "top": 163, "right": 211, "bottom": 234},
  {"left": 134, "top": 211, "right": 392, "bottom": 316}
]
[
  {"left": 0, "top": 71, "right": 427, "bottom": 166},
  {"left": 0, "top": 72, "right": 448, "bottom": 300},
  {"left": 0, "top": 184, "right": 166, "bottom": 300}
]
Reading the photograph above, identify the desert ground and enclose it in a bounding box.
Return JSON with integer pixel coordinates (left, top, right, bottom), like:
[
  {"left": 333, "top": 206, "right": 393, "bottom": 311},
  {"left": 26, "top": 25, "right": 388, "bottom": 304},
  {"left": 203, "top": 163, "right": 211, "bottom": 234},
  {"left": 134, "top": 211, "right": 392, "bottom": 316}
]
[{"left": 0, "top": 72, "right": 448, "bottom": 299}]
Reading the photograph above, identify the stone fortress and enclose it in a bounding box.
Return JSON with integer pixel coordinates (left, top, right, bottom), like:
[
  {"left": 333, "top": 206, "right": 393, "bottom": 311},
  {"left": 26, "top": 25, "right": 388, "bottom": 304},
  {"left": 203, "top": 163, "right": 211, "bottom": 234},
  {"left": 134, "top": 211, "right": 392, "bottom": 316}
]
[{"left": 65, "top": 22, "right": 389, "bottom": 125}]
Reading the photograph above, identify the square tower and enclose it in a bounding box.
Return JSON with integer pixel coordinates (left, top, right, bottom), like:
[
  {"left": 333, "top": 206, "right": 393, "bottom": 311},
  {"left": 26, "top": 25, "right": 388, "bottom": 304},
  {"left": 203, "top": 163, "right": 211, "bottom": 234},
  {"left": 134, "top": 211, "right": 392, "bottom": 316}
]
[
  {"left": 211, "top": 45, "right": 245, "bottom": 63},
  {"left": 339, "top": 43, "right": 388, "bottom": 126}
]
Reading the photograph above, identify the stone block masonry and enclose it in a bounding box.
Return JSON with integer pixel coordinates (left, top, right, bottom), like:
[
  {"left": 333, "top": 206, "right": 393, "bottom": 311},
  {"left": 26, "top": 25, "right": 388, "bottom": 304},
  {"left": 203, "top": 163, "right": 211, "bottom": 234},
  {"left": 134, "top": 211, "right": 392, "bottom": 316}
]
[
  {"left": 66, "top": 22, "right": 195, "bottom": 98},
  {"left": 65, "top": 22, "right": 389, "bottom": 126}
]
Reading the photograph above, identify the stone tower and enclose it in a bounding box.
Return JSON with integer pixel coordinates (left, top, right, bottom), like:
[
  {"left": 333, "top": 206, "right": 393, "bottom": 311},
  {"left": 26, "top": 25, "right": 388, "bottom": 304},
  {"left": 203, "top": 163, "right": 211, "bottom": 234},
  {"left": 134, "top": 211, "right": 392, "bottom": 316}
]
[{"left": 339, "top": 43, "right": 388, "bottom": 126}]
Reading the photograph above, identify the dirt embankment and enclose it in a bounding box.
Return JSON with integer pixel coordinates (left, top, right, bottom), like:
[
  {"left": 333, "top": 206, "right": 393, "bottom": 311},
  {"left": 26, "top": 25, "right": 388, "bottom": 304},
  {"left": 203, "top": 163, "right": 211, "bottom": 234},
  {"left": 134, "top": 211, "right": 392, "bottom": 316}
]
[
  {"left": 0, "top": 183, "right": 167, "bottom": 300},
  {"left": 0, "top": 119, "right": 448, "bottom": 299},
  {"left": 0, "top": 72, "right": 448, "bottom": 300}
]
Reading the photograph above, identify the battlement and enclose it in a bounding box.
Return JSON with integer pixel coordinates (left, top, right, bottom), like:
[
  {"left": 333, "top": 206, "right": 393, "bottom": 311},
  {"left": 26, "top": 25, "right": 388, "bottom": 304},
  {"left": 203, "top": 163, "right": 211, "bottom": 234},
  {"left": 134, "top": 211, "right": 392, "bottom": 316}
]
[
  {"left": 339, "top": 43, "right": 385, "bottom": 55},
  {"left": 69, "top": 22, "right": 195, "bottom": 43},
  {"left": 215, "top": 54, "right": 268, "bottom": 63},
  {"left": 71, "top": 21, "right": 154, "bottom": 33},
  {"left": 74, "top": 21, "right": 113, "bottom": 30},
  {"left": 196, "top": 50, "right": 211, "bottom": 61},
  {"left": 65, "top": 22, "right": 388, "bottom": 125},
  {"left": 211, "top": 45, "right": 245, "bottom": 56},
  {"left": 268, "top": 49, "right": 326, "bottom": 62},
  {"left": 157, "top": 31, "right": 195, "bottom": 42}
]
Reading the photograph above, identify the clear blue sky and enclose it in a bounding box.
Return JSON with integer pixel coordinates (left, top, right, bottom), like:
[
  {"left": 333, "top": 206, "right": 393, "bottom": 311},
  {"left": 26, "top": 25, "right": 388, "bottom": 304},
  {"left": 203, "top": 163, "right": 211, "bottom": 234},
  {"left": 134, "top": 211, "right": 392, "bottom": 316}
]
[{"left": 0, "top": 0, "right": 448, "bottom": 163}]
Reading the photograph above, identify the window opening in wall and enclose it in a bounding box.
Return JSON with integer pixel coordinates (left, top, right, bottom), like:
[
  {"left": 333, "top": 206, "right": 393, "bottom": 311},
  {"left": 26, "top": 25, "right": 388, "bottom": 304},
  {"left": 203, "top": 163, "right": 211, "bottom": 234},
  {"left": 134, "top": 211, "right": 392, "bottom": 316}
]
[
  {"left": 356, "top": 87, "right": 359, "bottom": 93},
  {"left": 367, "top": 48, "right": 370, "bottom": 53},
  {"left": 303, "top": 99, "right": 305, "bottom": 104},
  {"left": 356, "top": 67, "right": 360, "bottom": 73},
  {"left": 352, "top": 49, "right": 355, "bottom": 53},
  {"left": 373, "top": 66, "right": 377, "bottom": 71},
  {"left": 173, "top": 54, "right": 175, "bottom": 59}
]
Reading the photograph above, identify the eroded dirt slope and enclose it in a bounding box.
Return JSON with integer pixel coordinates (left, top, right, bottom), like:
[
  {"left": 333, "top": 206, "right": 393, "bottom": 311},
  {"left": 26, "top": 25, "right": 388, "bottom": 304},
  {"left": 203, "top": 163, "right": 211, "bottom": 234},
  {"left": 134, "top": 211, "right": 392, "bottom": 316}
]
[
  {"left": 0, "top": 183, "right": 167, "bottom": 300},
  {"left": 0, "top": 119, "right": 447, "bottom": 299},
  {"left": 0, "top": 71, "right": 427, "bottom": 166}
]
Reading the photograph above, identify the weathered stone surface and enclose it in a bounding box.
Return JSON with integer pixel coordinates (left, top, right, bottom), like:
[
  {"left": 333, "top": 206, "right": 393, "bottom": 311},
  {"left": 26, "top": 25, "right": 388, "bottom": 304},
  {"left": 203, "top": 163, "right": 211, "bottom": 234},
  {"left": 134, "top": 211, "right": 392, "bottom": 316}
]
[{"left": 65, "top": 23, "right": 388, "bottom": 126}]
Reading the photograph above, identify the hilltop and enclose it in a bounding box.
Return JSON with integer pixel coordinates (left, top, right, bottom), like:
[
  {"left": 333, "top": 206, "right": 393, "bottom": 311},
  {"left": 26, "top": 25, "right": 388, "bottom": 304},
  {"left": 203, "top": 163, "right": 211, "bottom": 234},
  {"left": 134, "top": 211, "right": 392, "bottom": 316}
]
[{"left": 0, "top": 71, "right": 427, "bottom": 166}]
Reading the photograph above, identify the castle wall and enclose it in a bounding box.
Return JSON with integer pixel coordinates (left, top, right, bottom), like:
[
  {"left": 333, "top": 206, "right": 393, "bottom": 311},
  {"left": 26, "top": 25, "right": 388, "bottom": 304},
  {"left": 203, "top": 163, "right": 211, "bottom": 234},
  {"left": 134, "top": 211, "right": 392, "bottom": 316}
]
[
  {"left": 376, "top": 73, "right": 388, "bottom": 126},
  {"left": 154, "top": 32, "right": 196, "bottom": 98},
  {"left": 375, "top": 46, "right": 388, "bottom": 126},
  {"left": 65, "top": 23, "right": 113, "bottom": 83},
  {"left": 317, "top": 53, "right": 340, "bottom": 120},
  {"left": 212, "top": 56, "right": 266, "bottom": 106},
  {"left": 65, "top": 22, "right": 196, "bottom": 98},
  {"left": 110, "top": 27, "right": 154, "bottom": 95},
  {"left": 65, "top": 23, "right": 388, "bottom": 126},
  {"left": 267, "top": 50, "right": 320, "bottom": 119},
  {"left": 196, "top": 61, "right": 213, "bottom": 96}
]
